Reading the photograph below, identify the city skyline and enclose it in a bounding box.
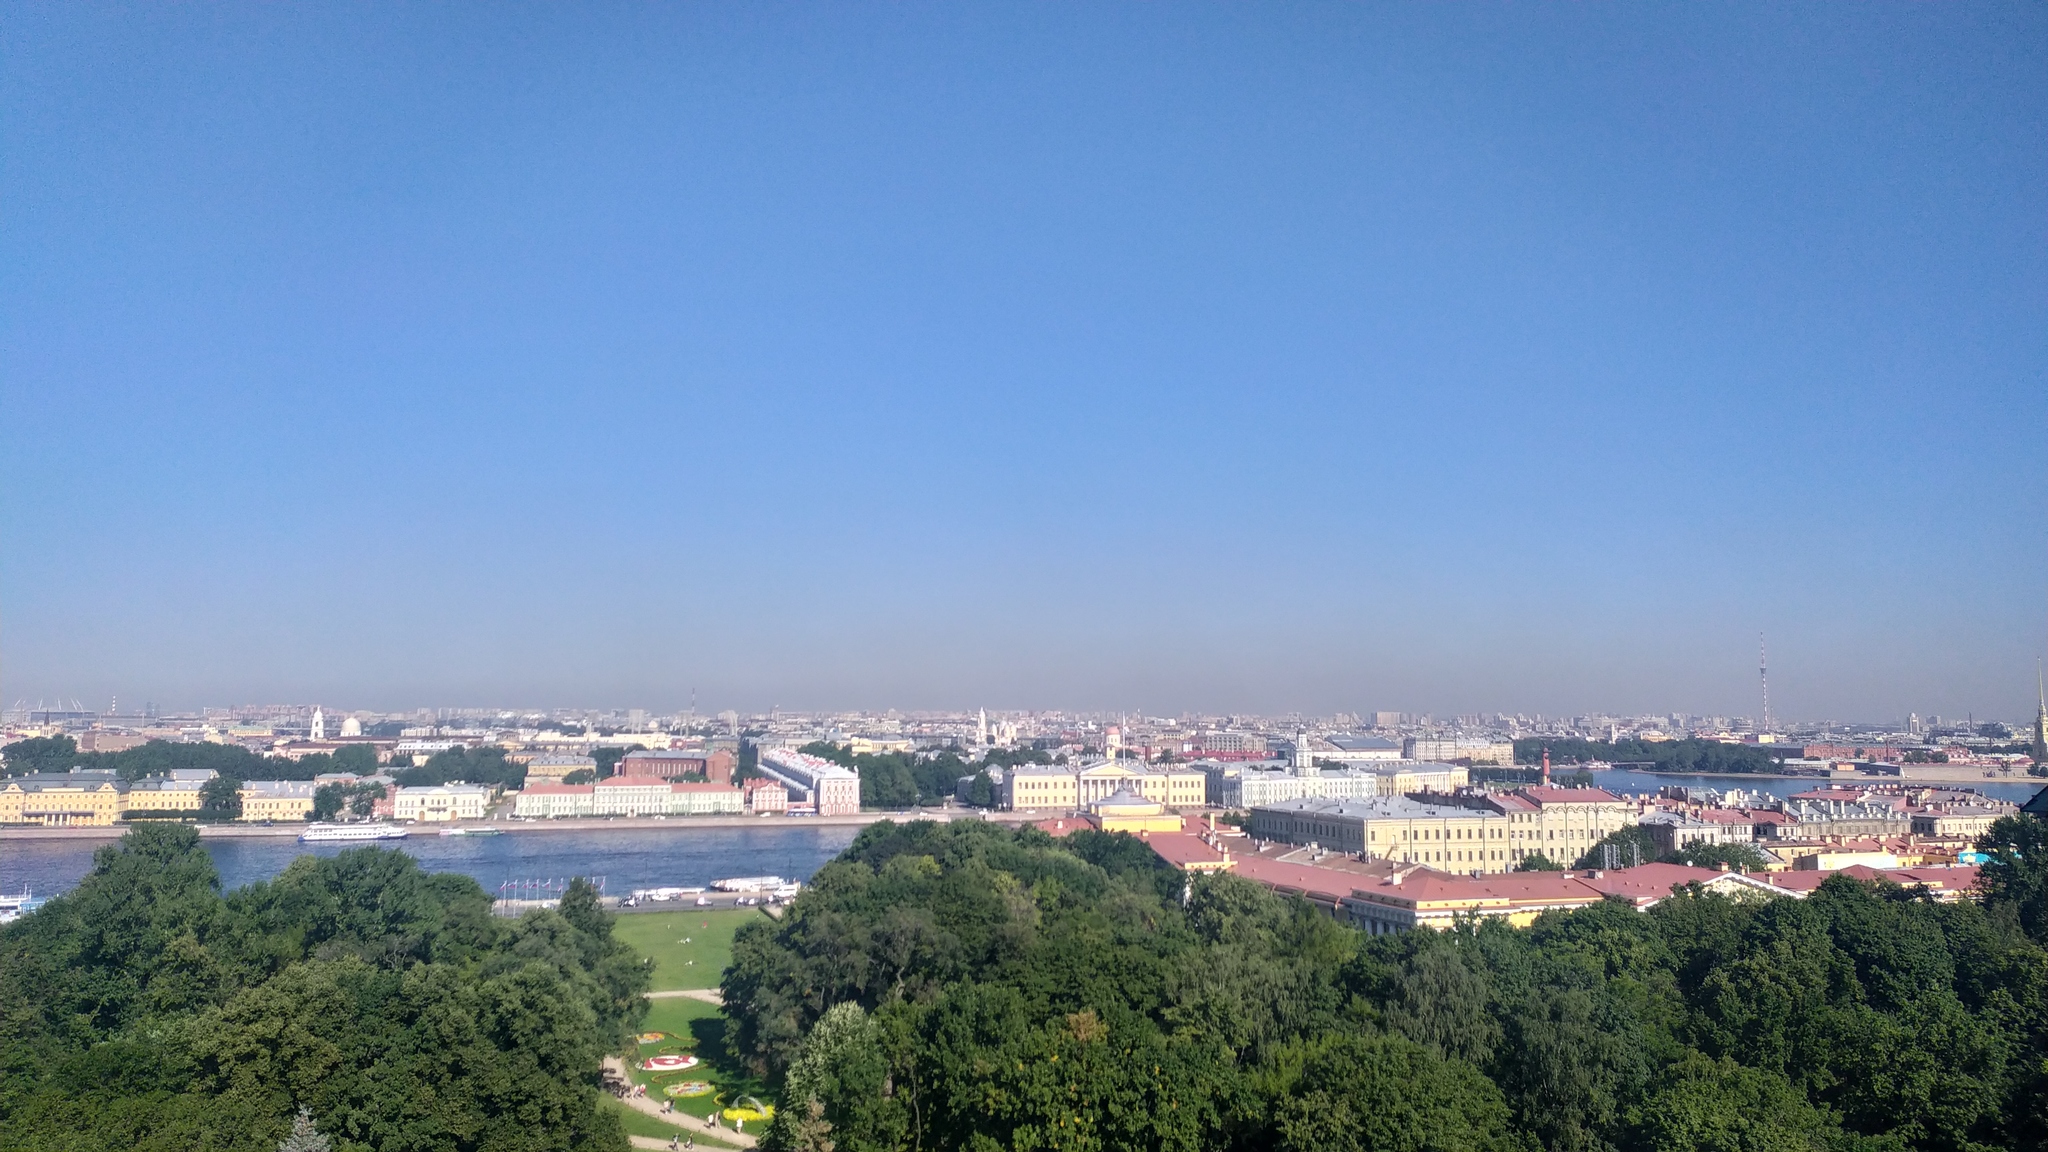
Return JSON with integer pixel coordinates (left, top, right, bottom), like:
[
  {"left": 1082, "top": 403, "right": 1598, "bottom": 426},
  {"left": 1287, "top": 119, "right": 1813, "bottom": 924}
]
[{"left": 3, "top": 6, "right": 2044, "bottom": 718}]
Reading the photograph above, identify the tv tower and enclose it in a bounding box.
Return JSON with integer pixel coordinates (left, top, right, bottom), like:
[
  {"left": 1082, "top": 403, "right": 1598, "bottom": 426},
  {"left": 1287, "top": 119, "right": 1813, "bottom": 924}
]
[{"left": 1759, "top": 634, "right": 1772, "bottom": 736}]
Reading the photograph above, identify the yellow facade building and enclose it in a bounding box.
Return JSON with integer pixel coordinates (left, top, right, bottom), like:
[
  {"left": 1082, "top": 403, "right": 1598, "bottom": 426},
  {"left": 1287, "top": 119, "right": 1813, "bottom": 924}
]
[
  {"left": 1086, "top": 789, "right": 1186, "bottom": 834},
  {"left": 1001, "top": 760, "right": 1207, "bottom": 812},
  {"left": 239, "top": 780, "right": 317, "bottom": 822},
  {"left": 0, "top": 771, "right": 130, "bottom": 826}
]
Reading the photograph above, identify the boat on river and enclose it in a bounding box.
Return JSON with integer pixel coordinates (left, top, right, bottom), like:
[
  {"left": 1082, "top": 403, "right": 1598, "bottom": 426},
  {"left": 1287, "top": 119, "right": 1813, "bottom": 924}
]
[{"left": 299, "top": 823, "right": 409, "bottom": 843}]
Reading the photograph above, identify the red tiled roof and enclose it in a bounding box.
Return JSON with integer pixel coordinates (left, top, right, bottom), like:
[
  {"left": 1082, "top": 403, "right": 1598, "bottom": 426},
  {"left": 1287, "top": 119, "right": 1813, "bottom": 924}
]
[
  {"left": 1230, "top": 854, "right": 1366, "bottom": 904},
  {"left": 1577, "top": 862, "right": 1726, "bottom": 904}
]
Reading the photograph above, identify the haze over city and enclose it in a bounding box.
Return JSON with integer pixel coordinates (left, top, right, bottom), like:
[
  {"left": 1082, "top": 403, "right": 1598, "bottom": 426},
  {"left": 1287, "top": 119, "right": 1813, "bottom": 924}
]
[{"left": 3, "top": 5, "right": 2044, "bottom": 720}]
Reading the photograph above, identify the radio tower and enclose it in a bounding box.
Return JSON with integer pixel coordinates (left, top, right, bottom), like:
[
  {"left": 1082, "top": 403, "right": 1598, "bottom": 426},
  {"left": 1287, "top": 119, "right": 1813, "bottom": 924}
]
[{"left": 1759, "top": 634, "right": 1772, "bottom": 736}]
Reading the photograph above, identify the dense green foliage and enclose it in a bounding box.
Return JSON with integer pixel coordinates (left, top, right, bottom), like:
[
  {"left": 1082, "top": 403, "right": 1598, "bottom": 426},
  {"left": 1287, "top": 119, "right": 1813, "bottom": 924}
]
[
  {"left": 0, "top": 825, "right": 648, "bottom": 1152},
  {"left": 0, "top": 736, "right": 382, "bottom": 783},
  {"left": 392, "top": 745, "right": 525, "bottom": 790},
  {"left": 311, "top": 780, "right": 387, "bottom": 821},
  {"left": 799, "top": 742, "right": 969, "bottom": 808},
  {"left": 590, "top": 746, "right": 642, "bottom": 780},
  {"left": 1516, "top": 738, "right": 1789, "bottom": 775},
  {"left": 200, "top": 773, "right": 245, "bottom": 821},
  {"left": 1571, "top": 828, "right": 1773, "bottom": 873},
  {"left": 727, "top": 818, "right": 2048, "bottom": 1152}
]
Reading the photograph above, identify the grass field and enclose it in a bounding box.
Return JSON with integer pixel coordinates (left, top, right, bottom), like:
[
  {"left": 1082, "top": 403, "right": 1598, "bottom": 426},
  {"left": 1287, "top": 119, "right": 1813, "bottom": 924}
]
[
  {"left": 615, "top": 911, "right": 778, "bottom": 1127},
  {"left": 612, "top": 909, "right": 765, "bottom": 991}
]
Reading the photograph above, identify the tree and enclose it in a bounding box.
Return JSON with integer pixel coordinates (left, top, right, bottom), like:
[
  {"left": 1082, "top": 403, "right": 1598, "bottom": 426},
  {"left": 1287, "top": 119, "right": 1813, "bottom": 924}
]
[
  {"left": 966, "top": 770, "right": 996, "bottom": 808},
  {"left": 311, "top": 784, "right": 346, "bottom": 822},
  {"left": 1516, "top": 853, "right": 1565, "bottom": 872},
  {"left": 0, "top": 734, "right": 81, "bottom": 775},
  {"left": 200, "top": 774, "right": 243, "bottom": 821},
  {"left": 1978, "top": 813, "right": 2048, "bottom": 943},
  {"left": 1667, "top": 841, "right": 1771, "bottom": 873},
  {"left": 277, "top": 1106, "right": 332, "bottom": 1152},
  {"left": 0, "top": 827, "right": 633, "bottom": 1151},
  {"left": 591, "top": 746, "right": 640, "bottom": 780},
  {"left": 347, "top": 782, "right": 385, "bottom": 818}
]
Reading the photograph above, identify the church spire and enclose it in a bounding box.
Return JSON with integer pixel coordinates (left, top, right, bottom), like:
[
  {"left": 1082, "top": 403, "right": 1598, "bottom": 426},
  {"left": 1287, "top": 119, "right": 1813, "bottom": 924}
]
[{"left": 2032, "top": 661, "right": 2048, "bottom": 766}]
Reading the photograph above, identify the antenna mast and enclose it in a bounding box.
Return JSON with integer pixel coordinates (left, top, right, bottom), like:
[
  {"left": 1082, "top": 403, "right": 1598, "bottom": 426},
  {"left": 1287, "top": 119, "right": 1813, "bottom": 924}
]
[{"left": 1759, "top": 634, "right": 1771, "bottom": 736}]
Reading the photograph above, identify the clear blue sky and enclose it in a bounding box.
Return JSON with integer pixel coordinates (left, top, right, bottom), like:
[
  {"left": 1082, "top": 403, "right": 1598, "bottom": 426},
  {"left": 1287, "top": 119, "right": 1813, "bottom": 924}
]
[{"left": 3, "top": 4, "right": 2043, "bottom": 722}]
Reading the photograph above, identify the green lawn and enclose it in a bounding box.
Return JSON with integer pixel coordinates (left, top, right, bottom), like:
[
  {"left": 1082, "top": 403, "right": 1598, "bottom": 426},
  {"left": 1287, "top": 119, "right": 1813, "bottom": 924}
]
[
  {"left": 614, "top": 920, "right": 778, "bottom": 1128},
  {"left": 613, "top": 909, "right": 764, "bottom": 991}
]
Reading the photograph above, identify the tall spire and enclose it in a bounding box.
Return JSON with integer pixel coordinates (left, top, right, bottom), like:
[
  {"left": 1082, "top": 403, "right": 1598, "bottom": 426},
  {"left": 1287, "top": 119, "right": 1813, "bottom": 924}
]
[{"left": 2032, "top": 661, "right": 2047, "bottom": 765}]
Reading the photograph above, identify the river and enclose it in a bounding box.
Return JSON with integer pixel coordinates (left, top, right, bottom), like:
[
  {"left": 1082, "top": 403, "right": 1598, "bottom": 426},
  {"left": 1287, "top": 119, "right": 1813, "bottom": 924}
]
[
  {"left": 0, "top": 825, "right": 863, "bottom": 901},
  {"left": 1590, "top": 768, "right": 2046, "bottom": 805}
]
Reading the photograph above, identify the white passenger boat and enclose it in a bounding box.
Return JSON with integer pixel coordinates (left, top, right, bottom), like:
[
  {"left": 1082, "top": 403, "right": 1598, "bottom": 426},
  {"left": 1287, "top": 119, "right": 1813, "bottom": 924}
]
[
  {"left": 299, "top": 823, "right": 410, "bottom": 843},
  {"left": 0, "top": 888, "right": 47, "bottom": 924},
  {"left": 711, "top": 875, "right": 788, "bottom": 893},
  {"left": 438, "top": 825, "right": 504, "bottom": 837}
]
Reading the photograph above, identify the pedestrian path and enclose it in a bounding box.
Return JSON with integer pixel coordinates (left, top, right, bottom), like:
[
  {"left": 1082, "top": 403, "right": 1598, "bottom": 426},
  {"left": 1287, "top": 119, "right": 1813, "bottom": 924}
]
[
  {"left": 646, "top": 988, "right": 724, "bottom": 1005},
  {"left": 603, "top": 1056, "right": 758, "bottom": 1149}
]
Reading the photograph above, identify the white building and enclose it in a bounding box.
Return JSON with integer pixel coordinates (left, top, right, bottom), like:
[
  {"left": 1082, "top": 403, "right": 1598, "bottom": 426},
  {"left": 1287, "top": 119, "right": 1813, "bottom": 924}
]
[
  {"left": 757, "top": 748, "right": 863, "bottom": 815},
  {"left": 1219, "top": 763, "right": 1470, "bottom": 809},
  {"left": 513, "top": 784, "right": 594, "bottom": 819},
  {"left": 394, "top": 784, "right": 491, "bottom": 822},
  {"left": 1401, "top": 737, "right": 1517, "bottom": 766}
]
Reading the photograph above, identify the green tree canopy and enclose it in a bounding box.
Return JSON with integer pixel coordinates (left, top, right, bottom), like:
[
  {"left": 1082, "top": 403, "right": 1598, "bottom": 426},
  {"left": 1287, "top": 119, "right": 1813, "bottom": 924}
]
[{"left": 0, "top": 825, "right": 644, "bottom": 1152}]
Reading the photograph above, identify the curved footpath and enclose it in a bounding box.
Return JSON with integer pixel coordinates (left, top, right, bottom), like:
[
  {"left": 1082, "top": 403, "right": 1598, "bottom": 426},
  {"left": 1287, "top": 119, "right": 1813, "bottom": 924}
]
[{"left": 603, "top": 1055, "right": 757, "bottom": 1149}]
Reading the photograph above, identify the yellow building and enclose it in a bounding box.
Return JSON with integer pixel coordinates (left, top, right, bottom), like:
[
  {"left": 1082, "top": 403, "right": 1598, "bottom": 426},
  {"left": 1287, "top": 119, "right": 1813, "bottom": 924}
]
[
  {"left": 1491, "top": 786, "right": 1636, "bottom": 866},
  {"left": 1249, "top": 796, "right": 1516, "bottom": 875},
  {"left": 239, "top": 780, "right": 317, "bottom": 822},
  {"left": 1086, "top": 788, "right": 1185, "bottom": 834},
  {"left": 1004, "top": 766, "right": 1080, "bottom": 811},
  {"left": 1002, "top": 761, "right": 1207, "bottom": 812},
  {"left": 0, "top": 771, "right": 129, "bottom": 826},
  {"left": 128, "top": 772, "right": 213, "bottom": 813}
]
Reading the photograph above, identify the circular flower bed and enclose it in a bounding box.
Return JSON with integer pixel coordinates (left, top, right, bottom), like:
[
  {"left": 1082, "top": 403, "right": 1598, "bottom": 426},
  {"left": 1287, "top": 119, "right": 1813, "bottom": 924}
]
[
  {"left": 639, "top": 1054, "right": 701, "bottom": 1072},
  {"left": 664, "top": 1081, "right": 715, "bottom": 1098}
]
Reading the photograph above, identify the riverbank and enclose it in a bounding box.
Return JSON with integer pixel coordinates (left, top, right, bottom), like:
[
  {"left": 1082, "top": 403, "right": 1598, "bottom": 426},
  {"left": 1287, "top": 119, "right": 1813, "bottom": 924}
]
[{"left": 0, "top": 807, "right": 1029, "bottom": 841}]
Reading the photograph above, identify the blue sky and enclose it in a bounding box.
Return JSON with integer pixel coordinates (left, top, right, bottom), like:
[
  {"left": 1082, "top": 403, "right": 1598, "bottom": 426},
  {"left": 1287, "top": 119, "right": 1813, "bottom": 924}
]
[{"left": 2, "top": 4, "right": 2043, "bottom": 721}]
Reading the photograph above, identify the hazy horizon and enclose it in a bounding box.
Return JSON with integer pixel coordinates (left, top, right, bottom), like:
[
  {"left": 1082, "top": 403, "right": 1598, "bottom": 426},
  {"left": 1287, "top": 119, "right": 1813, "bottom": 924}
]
[{"left": 4, "top": 5, "right": 2044, "bottom": 721}]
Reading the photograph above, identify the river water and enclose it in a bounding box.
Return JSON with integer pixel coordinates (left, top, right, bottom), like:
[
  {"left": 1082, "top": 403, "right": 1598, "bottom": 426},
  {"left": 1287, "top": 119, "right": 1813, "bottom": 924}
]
[
  {"left": 0, "top": 825, "right": 863, "bottom": 902},
  {"left": 1589, "top": 768, "right": 2046, "bottom": 806}
]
